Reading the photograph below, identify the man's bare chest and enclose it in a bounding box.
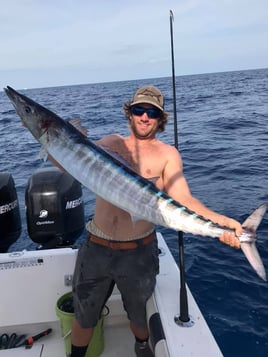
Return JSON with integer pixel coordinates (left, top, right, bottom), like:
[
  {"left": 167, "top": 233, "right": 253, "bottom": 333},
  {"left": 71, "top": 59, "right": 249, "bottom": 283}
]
[{"left": 105, "top": 139, "right": 166, "bottom": 179}]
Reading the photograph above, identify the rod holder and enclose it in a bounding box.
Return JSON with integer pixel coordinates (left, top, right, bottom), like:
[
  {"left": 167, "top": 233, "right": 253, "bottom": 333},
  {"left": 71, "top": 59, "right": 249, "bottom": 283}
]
[{"left": 174, "top": 314, "right": 194, "bottom": 327}]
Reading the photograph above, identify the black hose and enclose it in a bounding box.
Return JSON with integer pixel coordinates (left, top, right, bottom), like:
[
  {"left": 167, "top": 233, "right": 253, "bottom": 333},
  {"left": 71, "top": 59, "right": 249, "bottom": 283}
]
[{"left": 0, "top": 333, "right": 27, "bottom": 349}]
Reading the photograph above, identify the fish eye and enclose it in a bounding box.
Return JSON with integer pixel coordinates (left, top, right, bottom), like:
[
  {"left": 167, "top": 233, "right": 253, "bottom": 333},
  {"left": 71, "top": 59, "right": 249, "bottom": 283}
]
[{"left": 25, "top": 105, "right": 31, "bottom": 114}]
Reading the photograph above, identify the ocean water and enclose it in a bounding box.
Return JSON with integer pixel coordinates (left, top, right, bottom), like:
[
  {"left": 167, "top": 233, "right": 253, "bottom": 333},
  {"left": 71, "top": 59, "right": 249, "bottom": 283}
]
[{"left": 1, "top": 68, "right": 268, "bottom": 356}]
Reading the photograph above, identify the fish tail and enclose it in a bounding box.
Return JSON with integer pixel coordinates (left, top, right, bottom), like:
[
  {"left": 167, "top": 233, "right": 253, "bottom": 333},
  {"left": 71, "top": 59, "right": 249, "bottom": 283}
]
[{"left": 240, "top": 203, "right": 268, "bottom": 281}]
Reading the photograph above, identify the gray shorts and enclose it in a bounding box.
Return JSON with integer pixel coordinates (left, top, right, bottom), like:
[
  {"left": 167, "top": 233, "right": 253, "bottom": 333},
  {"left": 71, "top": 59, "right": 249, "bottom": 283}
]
[{"left": 72, "top": 234, "right": 159, "bottom": 329}]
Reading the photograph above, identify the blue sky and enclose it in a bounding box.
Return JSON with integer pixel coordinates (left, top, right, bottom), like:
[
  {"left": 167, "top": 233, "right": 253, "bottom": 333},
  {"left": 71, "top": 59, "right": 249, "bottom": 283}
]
[{"left": 1, "top": 0, "right": 267, "bottom": 89}]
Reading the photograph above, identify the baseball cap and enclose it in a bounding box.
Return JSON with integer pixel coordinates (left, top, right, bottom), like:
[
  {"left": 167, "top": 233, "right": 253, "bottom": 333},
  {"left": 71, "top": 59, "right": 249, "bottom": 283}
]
[{"left": 131, "top": 86, "right": 164, "bottom": 112}]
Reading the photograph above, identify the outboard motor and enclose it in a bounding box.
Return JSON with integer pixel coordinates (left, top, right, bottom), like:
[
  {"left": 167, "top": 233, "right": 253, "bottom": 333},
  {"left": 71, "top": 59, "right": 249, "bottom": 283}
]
[
  {"left": 25, "top": 167, "right": 85, "bottom": 249},
  {"left": 0, "top": 173, "right": 21, "bottom": 252}
]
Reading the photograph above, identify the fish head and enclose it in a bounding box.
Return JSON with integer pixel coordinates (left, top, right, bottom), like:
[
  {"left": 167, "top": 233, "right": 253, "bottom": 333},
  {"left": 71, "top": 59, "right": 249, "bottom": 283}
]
[{"left": 4, "top": 86, "right": 58, "bottom": 141}]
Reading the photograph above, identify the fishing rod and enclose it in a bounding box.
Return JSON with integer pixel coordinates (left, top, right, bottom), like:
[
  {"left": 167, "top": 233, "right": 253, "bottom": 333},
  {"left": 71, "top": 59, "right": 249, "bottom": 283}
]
[
  {"left": 169, "top": 10, "right": 178, "bottom": 150},
  {"left": 169, "top": 10, "right": 193, "bottom": 327}
]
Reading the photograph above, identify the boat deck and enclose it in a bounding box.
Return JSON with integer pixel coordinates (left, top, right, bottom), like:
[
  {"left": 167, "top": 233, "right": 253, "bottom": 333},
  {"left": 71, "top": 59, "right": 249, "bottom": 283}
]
[{"left": 0, "top": 296, "right": 136, "bottom": 357}]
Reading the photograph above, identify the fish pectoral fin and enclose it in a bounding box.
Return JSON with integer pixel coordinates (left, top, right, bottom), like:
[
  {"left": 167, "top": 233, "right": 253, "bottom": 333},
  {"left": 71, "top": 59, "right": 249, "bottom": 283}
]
[
  {"left": 240, "top": 242, "right": 266, "bottom": 281},
  {"left": 242, "top": 203, "right": 268, "bottom": 231},
  {"left": 39, "top": 146, "right": 48, "bottom": 161}
]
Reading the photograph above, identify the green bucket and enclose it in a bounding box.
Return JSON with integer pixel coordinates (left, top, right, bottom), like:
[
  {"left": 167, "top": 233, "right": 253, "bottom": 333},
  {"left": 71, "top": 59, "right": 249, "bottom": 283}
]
[{"left": 56, "top": 292, "right": 104, "bottom": 357}]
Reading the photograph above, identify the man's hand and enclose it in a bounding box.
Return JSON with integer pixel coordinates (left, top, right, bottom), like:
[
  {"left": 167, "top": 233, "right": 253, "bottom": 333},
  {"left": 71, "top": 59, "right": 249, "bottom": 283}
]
[
  {"left": 219, "top": 231, "right": 241, "bottom": 249},
  {"left": 219, "top": 218, "right": 242, "bottom": 249}
]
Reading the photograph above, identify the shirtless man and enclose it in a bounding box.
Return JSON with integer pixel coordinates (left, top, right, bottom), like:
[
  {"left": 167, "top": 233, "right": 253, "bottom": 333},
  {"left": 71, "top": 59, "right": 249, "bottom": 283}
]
[{"left": 70, "top": 86, "right": 242, "bottom": 357}]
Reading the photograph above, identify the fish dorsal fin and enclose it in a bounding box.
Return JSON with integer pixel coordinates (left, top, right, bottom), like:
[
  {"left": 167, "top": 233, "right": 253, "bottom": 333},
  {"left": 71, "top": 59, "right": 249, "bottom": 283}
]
[
  {"left": 242, "top": 203, "right": 268, "bottom": 231},
  {"left": 68, "top": 118, "right": 88, "bottom": 137},
  {"left": 147, "top": 176, "right": 160, "bottom": 184}
]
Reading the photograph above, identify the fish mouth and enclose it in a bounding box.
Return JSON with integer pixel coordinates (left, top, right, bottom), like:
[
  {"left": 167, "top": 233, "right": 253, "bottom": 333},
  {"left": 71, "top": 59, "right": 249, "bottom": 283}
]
[
  {"left": 4, "top": 86, "right": 24, "bottom": 110},
  {"left": 4, "top": 86, "right": 31, "bottom": 106},
  {"left": 4, "top": 86, "right": 16, "bottom": 101}
]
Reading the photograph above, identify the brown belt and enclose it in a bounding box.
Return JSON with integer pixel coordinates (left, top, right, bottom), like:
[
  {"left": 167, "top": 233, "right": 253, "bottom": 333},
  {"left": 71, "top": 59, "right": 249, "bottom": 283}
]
[{"left": 89, "top": 231, "right": 155, "bottom": 250}]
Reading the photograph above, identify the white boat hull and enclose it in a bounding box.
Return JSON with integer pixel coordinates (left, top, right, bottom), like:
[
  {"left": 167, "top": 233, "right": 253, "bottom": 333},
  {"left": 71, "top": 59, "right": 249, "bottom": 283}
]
[{"left": 0, "top": 233, "right": 223, "bottom": 356}]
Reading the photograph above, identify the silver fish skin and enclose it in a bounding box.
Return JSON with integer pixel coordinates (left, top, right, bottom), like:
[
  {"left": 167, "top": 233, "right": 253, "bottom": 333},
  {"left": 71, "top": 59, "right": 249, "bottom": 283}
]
[{"left": 4, "top": 86, "right": 267, "bottom": 281}]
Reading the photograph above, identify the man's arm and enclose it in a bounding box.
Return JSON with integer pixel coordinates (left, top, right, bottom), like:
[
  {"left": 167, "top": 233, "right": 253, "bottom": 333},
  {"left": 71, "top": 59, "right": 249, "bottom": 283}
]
[
  {"left": 163, "top": 146, "right": 242, "bottom": 248},
  {"left": 47, "top": 154, "right": 65, "bottom": 172}
]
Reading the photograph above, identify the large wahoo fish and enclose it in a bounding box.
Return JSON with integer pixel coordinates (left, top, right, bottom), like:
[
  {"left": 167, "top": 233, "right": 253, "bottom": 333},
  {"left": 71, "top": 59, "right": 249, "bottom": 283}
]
[{"left": 4, "top": 86, "right": 267, "bottom": 281}]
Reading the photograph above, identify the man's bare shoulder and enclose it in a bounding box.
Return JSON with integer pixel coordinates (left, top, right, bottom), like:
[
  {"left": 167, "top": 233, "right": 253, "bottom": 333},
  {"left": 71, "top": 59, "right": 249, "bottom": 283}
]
[
  {"left": 156, "top": 140, "right": 180, "bottom": 156},
  {"left": 96, "top": 134, "right": 124, "bottom": 146}
]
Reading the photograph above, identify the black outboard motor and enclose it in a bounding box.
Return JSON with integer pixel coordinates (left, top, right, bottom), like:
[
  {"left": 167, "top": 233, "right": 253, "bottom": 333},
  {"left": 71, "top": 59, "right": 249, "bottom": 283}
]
[
  {"left": 0, "top": 173, "right": 21, "bottom": 252},
  {"left": 25, "top": 167, "right": 85, "bottom": 249}
]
